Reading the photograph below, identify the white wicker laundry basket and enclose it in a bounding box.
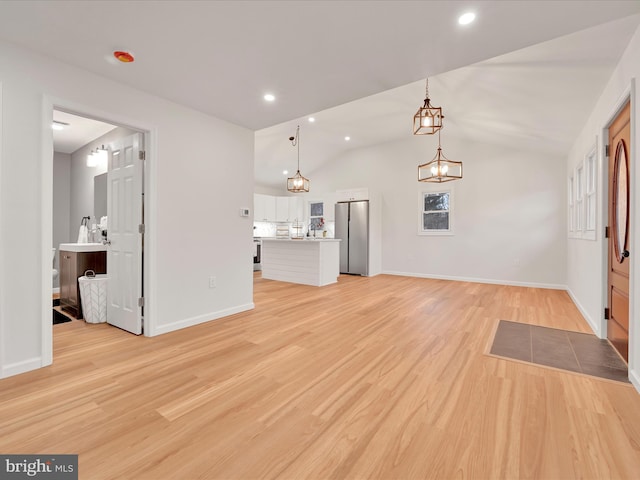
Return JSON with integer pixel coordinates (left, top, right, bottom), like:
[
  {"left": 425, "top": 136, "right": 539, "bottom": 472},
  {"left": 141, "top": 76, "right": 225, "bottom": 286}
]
[{"left": 78, "top": 271, "right": 108, "bottom": 324}]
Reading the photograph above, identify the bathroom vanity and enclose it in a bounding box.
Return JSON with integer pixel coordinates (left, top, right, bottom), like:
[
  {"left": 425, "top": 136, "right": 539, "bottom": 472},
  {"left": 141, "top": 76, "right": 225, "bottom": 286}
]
[{"left": 59, "top": 243, "right": 107, "bottom": 319}]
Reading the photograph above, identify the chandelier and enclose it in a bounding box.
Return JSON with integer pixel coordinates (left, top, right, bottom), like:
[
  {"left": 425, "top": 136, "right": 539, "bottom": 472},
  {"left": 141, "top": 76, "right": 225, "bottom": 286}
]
[
  {"left": 418, "top": 130, "right": 462, "bottom": 182},
  {"left": 413, "top": 78, "right": 443, "bottom": 135},
  {"left": 287, "top": 125, "right": 310, "bottom": 193}
]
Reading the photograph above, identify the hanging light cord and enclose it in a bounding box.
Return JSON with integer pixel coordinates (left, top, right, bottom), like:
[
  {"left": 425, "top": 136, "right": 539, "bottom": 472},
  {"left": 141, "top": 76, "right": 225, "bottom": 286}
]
[
  {"left": 290, "top": 125, "right": 300, "bottom": 170},
  {"left": 422, "top": 78, "right": 433, "bottom": 107}
]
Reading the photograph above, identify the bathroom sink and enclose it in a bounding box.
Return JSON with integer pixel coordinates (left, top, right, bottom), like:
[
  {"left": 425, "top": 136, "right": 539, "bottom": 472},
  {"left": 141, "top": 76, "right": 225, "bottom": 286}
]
[{"left": 59, "top": 243, "right": 107, "bottom": 252}]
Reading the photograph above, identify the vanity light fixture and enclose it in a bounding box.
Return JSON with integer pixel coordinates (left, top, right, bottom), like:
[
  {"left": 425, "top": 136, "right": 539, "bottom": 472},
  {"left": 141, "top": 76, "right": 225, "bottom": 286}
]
[
  {"left": 413, "top": 78, "right": 443, "bottom": 135},
  {"left": 86, "top": 150, "right": 98, "bottom": 167},
  {"left": 418, "top": 130, "right": 462, "bottom": 183},
  {"left": 287, "top": 125, "right": 310, "bottom": 193},
  {"left": 96, "top": 145, "right": 108, "bottom": 165}
]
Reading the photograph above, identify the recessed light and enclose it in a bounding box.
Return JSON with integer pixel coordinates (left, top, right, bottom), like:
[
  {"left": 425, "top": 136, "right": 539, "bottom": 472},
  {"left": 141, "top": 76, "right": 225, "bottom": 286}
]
[
  {"left": 458, "top": 12, "right": 475, "bottom": 25},
  {"left": 283, "top": 170, "right": 289, "bottom": 175},
  {"left": 345, "top": 136, "right": 351, "bottom": 141},
  {"left": 308, "top": 117, "right": 315, "bottom": 123},
  {"left": 264, "top": 93, "right": 276, "bottom": 102}
]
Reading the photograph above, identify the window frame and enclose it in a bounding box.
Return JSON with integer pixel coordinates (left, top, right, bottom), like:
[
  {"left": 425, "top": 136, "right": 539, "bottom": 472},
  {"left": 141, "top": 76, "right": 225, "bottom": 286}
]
[
  {"left": 418, "top": 189, "right": 454, "bottom": 236},
  {"left": 309, "top": 201, "right": 324, "bottom": 231},
  {"left": 568, "top": 173, "right": 575, "bottom": 237},
  {"left": 583, "top": 143, "right": 597, "bottom": 240},
  {"left": 575, "top": 161, "right": 584, "bottom": 234}
]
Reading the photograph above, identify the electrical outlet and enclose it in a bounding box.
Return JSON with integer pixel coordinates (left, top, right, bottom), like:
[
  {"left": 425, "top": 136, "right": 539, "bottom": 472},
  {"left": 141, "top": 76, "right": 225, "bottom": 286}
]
[{"left": 209, "top": 276, "right": 216, "bottom": 288}]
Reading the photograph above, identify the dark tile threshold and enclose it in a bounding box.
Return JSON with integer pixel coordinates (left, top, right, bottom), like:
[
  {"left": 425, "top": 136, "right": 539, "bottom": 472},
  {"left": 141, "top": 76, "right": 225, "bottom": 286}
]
[{"left": 490, "top": 320, "right": 629, "bottom": 383}]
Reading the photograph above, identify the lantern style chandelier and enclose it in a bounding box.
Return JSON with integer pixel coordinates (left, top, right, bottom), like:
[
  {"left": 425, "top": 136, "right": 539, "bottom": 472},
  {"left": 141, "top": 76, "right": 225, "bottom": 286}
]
[
  {"left": 287, "top": 125, "right": 310, "bottom": 193},
  {"left": 413, "top": 78, "right": 443, "bottom": 135},
  {"left": 418, "top": 130, "right": 462, "bottom": 183}
]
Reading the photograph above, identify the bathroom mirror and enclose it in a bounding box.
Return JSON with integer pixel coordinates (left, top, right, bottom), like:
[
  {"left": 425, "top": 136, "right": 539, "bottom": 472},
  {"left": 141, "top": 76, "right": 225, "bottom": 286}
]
[{"left": 94, "top": 173, "right": 107, "bottom": 220}]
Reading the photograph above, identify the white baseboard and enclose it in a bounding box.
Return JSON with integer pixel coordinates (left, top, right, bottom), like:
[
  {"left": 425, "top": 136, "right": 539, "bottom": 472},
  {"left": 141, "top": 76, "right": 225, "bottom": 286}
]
[
  {"left": 382, "top": 270, "right": 567, "bottom": 290},
  {"left": 629, "top": 368, "right": 640, "bottom": 394},
  {"left": 153, "top": 303, "right": 255, "bottom": 336},
  {"left": 566, "top": 288, "right": 602, "bottom": 337},
  {"left": 1, "top": 356, "right": 43, "bottom": 379}
]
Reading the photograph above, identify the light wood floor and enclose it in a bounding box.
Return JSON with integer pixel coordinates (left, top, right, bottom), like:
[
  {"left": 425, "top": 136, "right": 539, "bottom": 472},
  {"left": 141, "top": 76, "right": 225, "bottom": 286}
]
[{"left": 3, "top": 274, "right": 640, "bottom": 479}]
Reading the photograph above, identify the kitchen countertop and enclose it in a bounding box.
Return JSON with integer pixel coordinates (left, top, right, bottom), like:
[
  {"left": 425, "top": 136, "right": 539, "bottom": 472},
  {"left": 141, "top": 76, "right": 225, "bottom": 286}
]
[
  {"left": 59, "top": 243, "right": 107, "bottom": 252},
  {"left": 261, "top": 238, "right": 341, "bottom": 242}
]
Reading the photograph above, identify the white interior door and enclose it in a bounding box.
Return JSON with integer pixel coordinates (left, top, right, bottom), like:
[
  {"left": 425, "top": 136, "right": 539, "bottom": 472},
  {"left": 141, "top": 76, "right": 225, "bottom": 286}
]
[{"left": 107, "top": 133, "right": 143, "bottom": 334}]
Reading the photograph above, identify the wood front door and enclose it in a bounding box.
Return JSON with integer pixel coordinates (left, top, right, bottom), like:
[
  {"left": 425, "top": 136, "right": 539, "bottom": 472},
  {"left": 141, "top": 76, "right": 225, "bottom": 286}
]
[{"left": 607, "top": 101, "right": 631, "bottom": 362}]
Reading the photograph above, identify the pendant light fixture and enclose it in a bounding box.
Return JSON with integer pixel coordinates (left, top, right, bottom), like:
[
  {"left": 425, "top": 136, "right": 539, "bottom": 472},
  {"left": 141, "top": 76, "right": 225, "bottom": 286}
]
[
  {"left": 287, "top": 125, "right": 310, "bottom": 193},
  {"left": 413, "top": 78, "right": 443, "bottom": 135},
  {"left": 418, "top": 130, "right": 462, "bottom": 182}
]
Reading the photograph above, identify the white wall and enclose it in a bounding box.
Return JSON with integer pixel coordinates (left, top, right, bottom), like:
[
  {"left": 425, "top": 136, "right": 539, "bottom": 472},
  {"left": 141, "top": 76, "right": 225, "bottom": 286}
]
[
  {"left": 0, "top": 39, "right": 255, "bottom": 378},
  {"left": 68, "top": 126, "right": 136, "bottom": 241},
  {"left": 567, "top": 23, "right": 640, "bottom": 390},
  {"left": 309, "top": 133, "right": 567, "bottom": 288},
  {"left": 52, "top": 152, "right": 70, "bottom": 288}
]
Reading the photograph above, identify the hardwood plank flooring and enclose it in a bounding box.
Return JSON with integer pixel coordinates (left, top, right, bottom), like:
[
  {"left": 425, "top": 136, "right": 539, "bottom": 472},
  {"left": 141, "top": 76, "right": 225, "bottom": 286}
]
[{"left": 3, "top": 274, "right": 640, "bottom": 479}]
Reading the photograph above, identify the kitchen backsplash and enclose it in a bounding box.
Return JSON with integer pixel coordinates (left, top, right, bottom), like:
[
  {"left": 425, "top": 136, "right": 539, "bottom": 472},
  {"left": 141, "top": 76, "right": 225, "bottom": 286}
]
[{"left": 254, "top": 221, "right": 335, "bottom": 238}]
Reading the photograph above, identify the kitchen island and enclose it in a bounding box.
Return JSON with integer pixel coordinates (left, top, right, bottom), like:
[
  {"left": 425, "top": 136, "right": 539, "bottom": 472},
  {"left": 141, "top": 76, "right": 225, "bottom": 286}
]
[{"left": 261, "top": 238, "right": 341, "bottom": 287}]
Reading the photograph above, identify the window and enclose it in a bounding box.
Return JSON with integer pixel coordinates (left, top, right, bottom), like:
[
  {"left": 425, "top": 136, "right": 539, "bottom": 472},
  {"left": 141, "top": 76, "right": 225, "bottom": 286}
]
[
  {"left": 569, "top": 140, "right": 598, "bottom": 241},
  {"left": 575, "top": 163, "right": 584, "bottom": 233},
  {"left": 568, "top": 174, "right": 575, "bottom": 236},
  {"left": 419, "top": 190, "right": 452, "bottom": 235},
  {"left": 584, "top": 145, "right": 597, "bottom": 239},
  {"left": 309, "top": 201, "right": 324, "bottom": 231}
]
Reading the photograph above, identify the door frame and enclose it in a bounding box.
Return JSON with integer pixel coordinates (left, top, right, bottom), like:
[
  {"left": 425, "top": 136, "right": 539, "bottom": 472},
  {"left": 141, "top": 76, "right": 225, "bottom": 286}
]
[
  {"left": 40, "top": 95, "right": 158, "bottom": 367},
  {"left": 600, "top": 80, "right": 636, "bottom": 368}
]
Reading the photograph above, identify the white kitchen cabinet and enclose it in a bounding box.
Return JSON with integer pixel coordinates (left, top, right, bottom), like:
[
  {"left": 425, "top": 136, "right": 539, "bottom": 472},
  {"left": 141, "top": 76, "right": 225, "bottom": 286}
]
[
  {"left": 275, "top": 196, "right": 290, "bottom": 222},
  {"left": 336, "top": 188, "right": 369, "bottom": 202},
  {"left": 288, "top": 197, "right": 303, "bottom": 223},
  {"left": 322, "top": 192, "right": 337, "bottom": 222},
  {"left": 254, "top": 194, "right": 276, "bottom": 222}
]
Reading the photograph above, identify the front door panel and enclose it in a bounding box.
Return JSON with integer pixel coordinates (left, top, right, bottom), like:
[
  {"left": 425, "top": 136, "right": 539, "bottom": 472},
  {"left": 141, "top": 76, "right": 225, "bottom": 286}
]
[{"left": 607, "top": 101, "right": 631, "bottom": 361}]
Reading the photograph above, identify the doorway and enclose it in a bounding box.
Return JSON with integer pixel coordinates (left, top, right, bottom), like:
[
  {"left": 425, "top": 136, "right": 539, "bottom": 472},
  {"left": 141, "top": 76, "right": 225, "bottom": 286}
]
[
  {"left": 607, "top": 100, "right": 631, "bottom": 362},
  {"left": 50, "top": 109, "right": 145, "bottom": 340}
]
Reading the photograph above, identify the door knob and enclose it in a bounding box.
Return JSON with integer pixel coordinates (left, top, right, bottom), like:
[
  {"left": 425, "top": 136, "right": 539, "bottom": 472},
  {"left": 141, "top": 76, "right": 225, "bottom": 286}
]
[{"left": 623, "top": 250, "right": 630, "bottom": 258}]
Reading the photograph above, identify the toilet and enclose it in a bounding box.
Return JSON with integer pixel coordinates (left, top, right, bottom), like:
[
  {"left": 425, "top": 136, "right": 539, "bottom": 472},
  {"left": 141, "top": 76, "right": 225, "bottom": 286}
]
[{"left": 52, "top": 248, "right": 59, "bottom": 283}]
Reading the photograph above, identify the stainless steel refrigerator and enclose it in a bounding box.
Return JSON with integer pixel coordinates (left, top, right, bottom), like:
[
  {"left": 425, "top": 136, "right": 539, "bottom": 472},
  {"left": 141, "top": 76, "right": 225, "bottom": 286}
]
[{"left": 335, "top": 200, "right": 369, "bottom": 276}]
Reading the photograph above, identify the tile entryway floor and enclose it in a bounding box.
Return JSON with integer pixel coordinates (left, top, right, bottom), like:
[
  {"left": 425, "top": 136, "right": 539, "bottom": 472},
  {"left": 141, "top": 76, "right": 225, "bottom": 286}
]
[{"left": 489, "top": 320, "right": 629, "bottom": 383}]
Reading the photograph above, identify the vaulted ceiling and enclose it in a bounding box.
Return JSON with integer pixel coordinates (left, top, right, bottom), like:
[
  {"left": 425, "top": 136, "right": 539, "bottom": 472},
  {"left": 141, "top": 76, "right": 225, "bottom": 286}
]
[{"left": 0, "top": 1, "right": 639, "bottom": 188}]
